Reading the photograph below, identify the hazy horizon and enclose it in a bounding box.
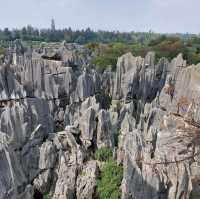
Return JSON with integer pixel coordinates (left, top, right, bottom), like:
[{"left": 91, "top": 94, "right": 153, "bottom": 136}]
[{"left": 0, "top": 0, "right": 200, "bottom": 34}]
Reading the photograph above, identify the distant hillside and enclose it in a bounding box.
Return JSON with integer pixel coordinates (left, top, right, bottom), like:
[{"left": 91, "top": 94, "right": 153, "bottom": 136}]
[{"left": 1, "top": 26, "right": 200, "bottom": 66}]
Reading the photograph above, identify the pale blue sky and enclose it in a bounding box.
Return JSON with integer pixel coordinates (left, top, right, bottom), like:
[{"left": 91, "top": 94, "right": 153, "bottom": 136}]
[{"left": 0, "top": 0, "right": 199, "bottom": 33}]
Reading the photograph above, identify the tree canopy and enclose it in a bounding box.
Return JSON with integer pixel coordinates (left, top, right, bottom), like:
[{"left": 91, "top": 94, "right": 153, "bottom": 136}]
[{"left": 1, "top": 26, "right": 200, "bottom": 67}]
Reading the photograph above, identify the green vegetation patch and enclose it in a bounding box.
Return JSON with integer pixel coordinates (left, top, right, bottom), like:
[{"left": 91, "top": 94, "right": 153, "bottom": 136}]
[
  {"left": 43, "top": 194, "right": 50, "bottom": 199},
  {"left": 90, "top": 42, "right": 131, "bottom": 71},
  {"left": 94, "top": 147, "right": 113, "bottom": 162},
  {"left": 96, "top": 161, "right": 123, "bottom": 199},
  {"left": 0, "top": 47, "right": 5, "bottom": 55}
]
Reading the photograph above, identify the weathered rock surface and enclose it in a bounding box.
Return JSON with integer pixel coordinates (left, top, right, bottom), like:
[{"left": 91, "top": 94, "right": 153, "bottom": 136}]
[
  {"left": 97, "top": 110, "right": 114, "bottom": 149},
  {"left": 1, "top": 40, "right": 200, "bottom": 199},
  {"left": 76, "top": 161, "right": 99, "bottom": 199}
]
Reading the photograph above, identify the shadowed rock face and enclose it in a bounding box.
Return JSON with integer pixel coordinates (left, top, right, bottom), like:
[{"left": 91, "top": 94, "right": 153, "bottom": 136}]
[{"left": 0, "top": 40, "right": 200, "bottom": 199}]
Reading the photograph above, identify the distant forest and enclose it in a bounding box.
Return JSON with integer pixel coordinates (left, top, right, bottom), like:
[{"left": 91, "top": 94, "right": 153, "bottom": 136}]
[
  {"left": 1, "top": 25, "right": 200, "bottom": 69},
  {"left": 0, "top": 26, "right": 160, "bottom": 45},
  {"left": 0, "top": 25, "right": 197, "bottom": 44}
]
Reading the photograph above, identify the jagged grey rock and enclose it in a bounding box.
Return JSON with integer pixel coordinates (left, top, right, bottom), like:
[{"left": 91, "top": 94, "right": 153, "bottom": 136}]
[
  {"left": 39, "top": 141, "right": 57, "bottom": 170},
  {"left": 76, "top": 161, "right": 99, "bottom": 199},
  {"left": 0, "top": 143, "right": 28, "bottom": 199},
  {"left": 113, "top": 52, "right": 143, "bottom": 100},
  {"left": 75, "top": 71, "right": 95, "bottom": 102},
  {"left": 1, "top": 41, "right": 200, "bottom": 199},
  {"left": 97, "top": 110, "right": 114, "bottom": 149},
  {"left": 33, "top": 170, "right": 52, "bottom": 194},
  {"left": 79, "top": 107, "right": 96, "bottom": 148},
  {"left": 52, "top": 132, "right": 83, "bottom": 199}
]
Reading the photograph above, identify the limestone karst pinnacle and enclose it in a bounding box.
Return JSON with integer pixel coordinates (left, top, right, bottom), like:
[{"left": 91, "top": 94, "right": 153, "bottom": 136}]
[{"left": 0, "top": 39, "right": 200, "bottom": 199}]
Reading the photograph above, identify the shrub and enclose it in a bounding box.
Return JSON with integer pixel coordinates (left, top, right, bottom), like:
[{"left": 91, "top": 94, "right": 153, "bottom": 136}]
[
  {"left": 94, "top": 147, "right": 113, "bottom": 162},
  {"left": 148, "top": 37, "right": 186, "bottom": 60},
  {"left": 90, "top": 42, "right": 131, "bottom": 71},
  {"left": 0, "top": 47, "right": 5, "bottom": 55},
  {"left": 85, "top": 42, "right": 99, "bottom": 50},
  {"left": 90, "top": 54, "right": 116, "bottom": 71},
  {"left": 96, "top": 161, "right": 123, "bottom": 199},
  {"left": 43, "top": 194, "right": 50, "bottom": 199}
]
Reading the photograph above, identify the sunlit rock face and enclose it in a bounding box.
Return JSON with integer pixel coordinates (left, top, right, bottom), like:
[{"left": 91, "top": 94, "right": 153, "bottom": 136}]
[{"left": 0, "top": 40, "right": 200, "bottom": 199}]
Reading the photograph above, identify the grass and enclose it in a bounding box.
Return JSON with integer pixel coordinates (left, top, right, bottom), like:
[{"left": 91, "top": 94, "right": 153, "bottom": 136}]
[
  {"left": 94, "top": 147, "right": 113, "bottom": 162},
  {"left": 94, "top": 147, "right": 123, "bottom": 199},
  {"left": 43, "top": 194, "right": 50, "bottom": 199},
  {"left": 96, "top": 161, "right": 123, "bottom": 199}
]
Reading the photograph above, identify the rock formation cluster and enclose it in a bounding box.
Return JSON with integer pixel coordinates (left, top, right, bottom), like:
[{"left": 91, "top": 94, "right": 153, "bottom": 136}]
[{"left": 0, "top": 40, "right": 200, "bottom": 199}]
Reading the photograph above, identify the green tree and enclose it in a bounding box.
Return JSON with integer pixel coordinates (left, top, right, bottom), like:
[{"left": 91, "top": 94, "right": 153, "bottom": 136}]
[{"left": 90, "top": 42, "right": 131, "bottom": 71}]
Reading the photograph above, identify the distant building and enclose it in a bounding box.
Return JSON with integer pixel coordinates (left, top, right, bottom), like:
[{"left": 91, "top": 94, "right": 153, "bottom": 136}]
[{"left": 51, "top": 19, "right": 56, "bottom": 31}]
